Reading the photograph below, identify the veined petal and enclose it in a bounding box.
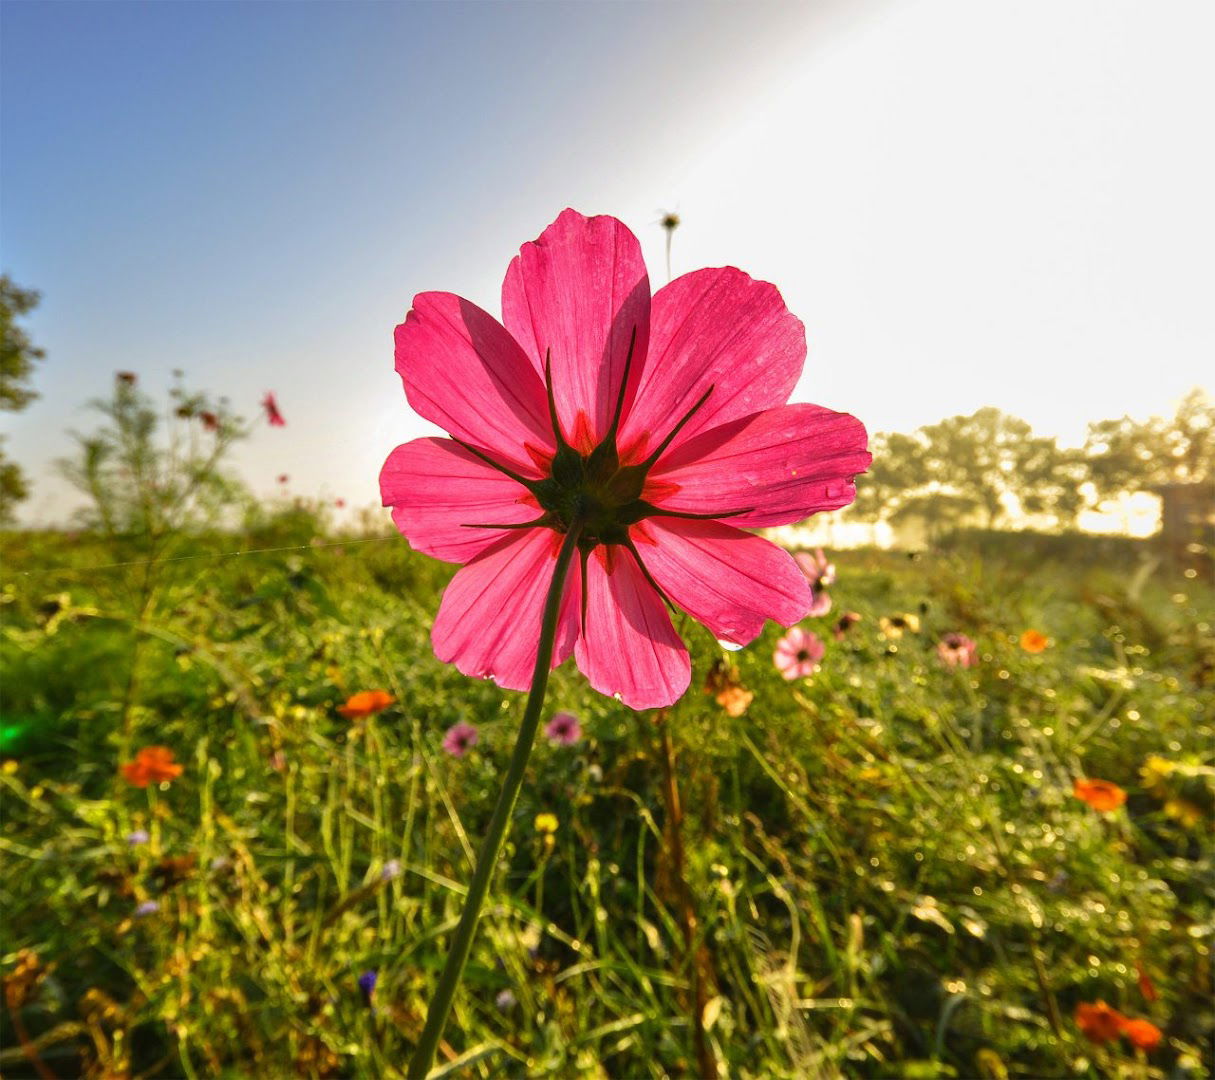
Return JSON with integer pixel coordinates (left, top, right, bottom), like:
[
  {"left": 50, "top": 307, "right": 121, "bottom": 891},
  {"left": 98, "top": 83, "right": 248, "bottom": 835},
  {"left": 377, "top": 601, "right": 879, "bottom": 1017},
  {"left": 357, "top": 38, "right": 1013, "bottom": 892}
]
[
  {"left": 617, "top": 267, "right": 805, "bottom": 460},
  {"left": 432, "top": 528, "right": 582, "bottom": 690},
  {"left": 574, "top": 546, "right": 690, "bottom": 710},
  {"left": 395, "top": 292, "right": 554, "bottom": 474},
  {"left": 380, "top": 437, "right": 541, "bottom": 564},
  {"left": 502, "top": 209, "right": 650, "bottom": 451},
  {"left": 634, "top": 519, "right": 812, "bottom": 645},
  {"left": 646, "top": 403, "right": 871, "bottom": 527}
]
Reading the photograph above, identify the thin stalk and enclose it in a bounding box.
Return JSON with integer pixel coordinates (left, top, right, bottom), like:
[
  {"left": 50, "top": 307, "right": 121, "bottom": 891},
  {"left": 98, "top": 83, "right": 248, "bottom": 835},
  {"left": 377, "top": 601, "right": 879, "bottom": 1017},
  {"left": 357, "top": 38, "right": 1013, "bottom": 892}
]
[{"left": 406, "top": 521, "right": 582, "bottom": 1079}]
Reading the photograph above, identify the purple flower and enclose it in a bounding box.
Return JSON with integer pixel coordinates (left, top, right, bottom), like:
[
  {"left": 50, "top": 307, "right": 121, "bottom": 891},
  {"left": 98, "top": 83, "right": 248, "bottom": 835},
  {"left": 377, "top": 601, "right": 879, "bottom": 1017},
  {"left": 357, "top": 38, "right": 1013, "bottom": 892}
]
[
  {"left": 381, "top": 859, "right": 402, "bottom": 882},
  {"left": 358, "top": 970, "right": 378, "bottom": 998},
  {"left": 134, "top": 900, "right": 160, "bottom": 917},
  {"left": 544, "top": 712, "right": 582, "bottom": 747},
  {"left": 495, "top": 988, "right": 517, "bottom": 1012},
  {"left": 126, "top": 829, "right": 150, "bottom": 846},
  {"left": 442, "top": 722, "right": 479, "bottom": 758}
]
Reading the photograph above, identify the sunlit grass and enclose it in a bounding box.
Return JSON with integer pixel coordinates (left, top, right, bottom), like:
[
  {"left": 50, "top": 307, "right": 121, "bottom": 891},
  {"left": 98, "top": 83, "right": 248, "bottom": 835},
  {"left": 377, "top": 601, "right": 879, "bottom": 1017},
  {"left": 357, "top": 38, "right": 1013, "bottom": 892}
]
[{"left": 1, "top": 525, "right": 1211, "bottom": 1078}]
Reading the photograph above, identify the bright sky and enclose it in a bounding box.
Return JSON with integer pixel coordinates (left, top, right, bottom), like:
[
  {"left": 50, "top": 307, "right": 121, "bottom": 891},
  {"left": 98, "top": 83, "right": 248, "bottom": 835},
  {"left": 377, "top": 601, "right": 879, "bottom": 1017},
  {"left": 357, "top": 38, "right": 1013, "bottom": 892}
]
[{"left": 3, "top": 0, "right": 1212, "bottom": 525}]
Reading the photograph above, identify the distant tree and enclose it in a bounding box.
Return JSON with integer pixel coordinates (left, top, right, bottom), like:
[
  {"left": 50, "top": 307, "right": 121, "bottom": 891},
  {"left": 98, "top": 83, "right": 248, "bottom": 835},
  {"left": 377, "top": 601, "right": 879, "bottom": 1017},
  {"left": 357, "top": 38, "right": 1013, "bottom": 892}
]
[
  {"left": 854, "top": 430, "right": 925, "bottom": 522},
  {"left": 889, "top": 490, "right": 980, "bottom": 544},
  {"left": 1015, "top": 437, "right": 1089, "bottom": 528},
  {"left": 0, "top": 275, "right": 47, "bottom": 523},
  {"left": 914, "top": 408, "right": 1039, "bottom": 528},
  {"left": 860, "top": 408, "right": 1089, "bottom": 533},
  {"left": 1085, "top": 388, "right": 1214, "bottom": 504}
]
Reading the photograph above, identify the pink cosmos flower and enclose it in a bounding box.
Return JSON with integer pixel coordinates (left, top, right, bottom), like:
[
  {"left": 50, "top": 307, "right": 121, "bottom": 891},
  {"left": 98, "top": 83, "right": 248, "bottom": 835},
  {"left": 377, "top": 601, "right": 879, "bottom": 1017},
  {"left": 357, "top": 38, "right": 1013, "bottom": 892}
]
[
  {"left": 937, "top": 632, "right": 978, "bottom": 669},
  {"left": 774, "top": 627, "right": 825, "bottom": 680},
  {"left": 262, "top": 391, "right": 286, "bottom": 426},
  {"left": 381, "top": 209, "right": 870, "bottom": 709},
  {"left": 544, "top": 711, "right": 582, "bottom": 746},
  {"left": 442, "top": 721, "right": 479, "bottom": 758},
  {"left": 795, "top": 548, "right": 835, "bottom": 616}
]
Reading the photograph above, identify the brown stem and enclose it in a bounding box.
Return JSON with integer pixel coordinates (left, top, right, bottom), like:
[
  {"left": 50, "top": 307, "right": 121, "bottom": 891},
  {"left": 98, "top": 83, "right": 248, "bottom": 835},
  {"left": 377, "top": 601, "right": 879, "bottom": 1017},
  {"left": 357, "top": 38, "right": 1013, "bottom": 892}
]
[{"left": 7, "top": 1006, "right": 59, "bottom": 1080}]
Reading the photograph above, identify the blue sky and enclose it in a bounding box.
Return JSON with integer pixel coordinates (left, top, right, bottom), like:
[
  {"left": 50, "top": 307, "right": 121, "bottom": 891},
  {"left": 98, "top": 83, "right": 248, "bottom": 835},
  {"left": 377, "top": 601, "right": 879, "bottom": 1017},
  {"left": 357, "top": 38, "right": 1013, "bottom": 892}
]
[{"left": 4, "top": 1, "right": 1212, "bottom": 523}]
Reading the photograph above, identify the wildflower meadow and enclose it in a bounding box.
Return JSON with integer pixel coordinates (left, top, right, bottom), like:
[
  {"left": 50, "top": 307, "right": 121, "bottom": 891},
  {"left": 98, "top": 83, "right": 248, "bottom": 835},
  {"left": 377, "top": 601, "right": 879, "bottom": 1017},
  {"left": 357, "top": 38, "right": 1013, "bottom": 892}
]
[
  {"left": 4, "top": 507, "right": 1212, "bottom": 1077},
  {"left": 3, "top": 5, "right": 1214, "bottom": 1074}
]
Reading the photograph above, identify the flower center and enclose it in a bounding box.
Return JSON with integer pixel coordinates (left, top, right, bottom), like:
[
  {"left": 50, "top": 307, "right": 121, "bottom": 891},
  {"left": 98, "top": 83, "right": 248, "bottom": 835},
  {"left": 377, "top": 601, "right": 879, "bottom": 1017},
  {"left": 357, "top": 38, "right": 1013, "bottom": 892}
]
[{"left": 530, "top": 333, "right": 714, "bottom": 550}]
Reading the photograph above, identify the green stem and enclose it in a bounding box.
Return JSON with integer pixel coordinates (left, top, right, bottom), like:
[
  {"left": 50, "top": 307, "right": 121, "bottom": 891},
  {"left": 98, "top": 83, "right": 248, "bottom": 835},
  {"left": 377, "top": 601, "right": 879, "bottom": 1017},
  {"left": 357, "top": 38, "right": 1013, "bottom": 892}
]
[{"left": 406, "top": 522, "right": 582, "bottom": 1079}]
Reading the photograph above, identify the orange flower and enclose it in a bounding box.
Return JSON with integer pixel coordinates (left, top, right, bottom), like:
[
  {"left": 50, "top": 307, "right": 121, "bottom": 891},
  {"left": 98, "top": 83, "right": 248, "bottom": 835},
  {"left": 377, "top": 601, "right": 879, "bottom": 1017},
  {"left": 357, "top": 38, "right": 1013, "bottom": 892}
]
[
  {"left": 1075, "top": 1001, "right": 1127, "bottom": 1044},
  {"left": 337, "top": 690, "right": 396, "bottom": 719},
  {"left": 1073, "top": 777, "right": 1127, "bottom": 812},
  {"left": 1119, "top": 1017, "right": 1163, "bottom": 1052},
  {"left": 120, "top": 746, "right": 183, "bottom": 788},
  {"left": 715, "top": 685, "right": 753, "bottom": 717},
  {"left": 1019, "top": 629, "right": 1049, "bottom": 653}
]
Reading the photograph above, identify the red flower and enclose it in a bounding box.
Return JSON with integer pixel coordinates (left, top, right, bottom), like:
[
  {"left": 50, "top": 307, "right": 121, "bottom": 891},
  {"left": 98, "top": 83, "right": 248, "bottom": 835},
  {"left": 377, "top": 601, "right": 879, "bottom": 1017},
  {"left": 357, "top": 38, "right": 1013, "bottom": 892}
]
[
  {"left": 199, "top": 411, "right": 219, "bottom": 432},
  {"left": 262, "top": 392, "right": 286, "bottom": 426},
  {"left": 120, "top": 746, "right": 183, "bottom": 788},
  {"left": 380, "top": 210, "right": 870, "bottom": 709},
  {"left": 1073, "top": 777, "right": 1127, "bottom": 812},
  {"left": 277, "top": 474, "right": 289, "bottom": 485},
  {"left": 1075, "top": 1001, "right": 1126, "bottom": 1044},
  {"left": 337, "top": 690, "right": 396, "bottom": 719}
]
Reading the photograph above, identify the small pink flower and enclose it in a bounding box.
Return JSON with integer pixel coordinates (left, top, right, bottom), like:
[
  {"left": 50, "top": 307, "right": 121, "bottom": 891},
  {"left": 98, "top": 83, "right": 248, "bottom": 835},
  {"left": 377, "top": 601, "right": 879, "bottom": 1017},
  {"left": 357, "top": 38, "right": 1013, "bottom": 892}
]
[
  {"left": 544, "top": 711, "right": 582, "bottom": 746},
  {"left": 381, "top": 210, "right": 871, "bottom": 709},
  {"left": 833, "top": 611, "right": 862, "bottom": 640},
  {"left": 262, "top": 391, "right": 286, "bottom": 426},
  {"left": 795, "top": 548, "right": 835, "bottom": 589},
  {"left": 796, "top": 549, "right": 835, "bottom": 616},
  {"left": 442, "top": 722, "right": 479, "bottom": 758},
  {"left": 774, "top": 627, "right": 825, "bottom": 680},
  {"left": 937, "top": 632, "right": 978, "bottom": 669}
]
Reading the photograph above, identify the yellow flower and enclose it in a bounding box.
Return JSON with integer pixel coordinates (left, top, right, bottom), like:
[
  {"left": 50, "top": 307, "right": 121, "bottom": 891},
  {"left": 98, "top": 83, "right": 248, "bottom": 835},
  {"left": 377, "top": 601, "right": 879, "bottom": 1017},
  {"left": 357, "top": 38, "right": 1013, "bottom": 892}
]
[
  {"left": 879, "top": 613, "right": 920, "bottom": 639},
  {"left": 1139, "top": 754, "right": 1174, "bottom": 796},
  {"left": 1164, "top": 797, "right": 1204, "bottom": 828},
  {"left": 1, "top": 760, "right": 18, "bottom": 775},
  {"left": 534, "top": 812, "right": 559, "bottom": 835}
]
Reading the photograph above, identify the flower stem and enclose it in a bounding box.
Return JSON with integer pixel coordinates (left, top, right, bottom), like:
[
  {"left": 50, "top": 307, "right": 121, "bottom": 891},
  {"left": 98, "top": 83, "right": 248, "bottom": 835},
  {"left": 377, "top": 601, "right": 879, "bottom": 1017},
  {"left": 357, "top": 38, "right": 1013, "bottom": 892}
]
[{"left": 406, "top": 522, "right": 583, "bottom": 1079}]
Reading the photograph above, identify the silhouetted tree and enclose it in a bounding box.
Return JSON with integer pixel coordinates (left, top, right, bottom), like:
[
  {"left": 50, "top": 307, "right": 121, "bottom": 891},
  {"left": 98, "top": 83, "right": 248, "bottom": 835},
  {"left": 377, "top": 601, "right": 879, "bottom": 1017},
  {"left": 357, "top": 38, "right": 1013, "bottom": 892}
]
[{"left": 0, "top": 275, "right": 46, "bottom": 523}]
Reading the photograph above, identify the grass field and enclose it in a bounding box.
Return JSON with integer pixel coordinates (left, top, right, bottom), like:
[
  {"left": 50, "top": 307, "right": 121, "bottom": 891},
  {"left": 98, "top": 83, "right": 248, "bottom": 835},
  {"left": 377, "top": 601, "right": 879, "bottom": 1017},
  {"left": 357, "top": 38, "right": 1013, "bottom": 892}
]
[{"left": 2, "top": 522, "right": 1212, "bottom": 1079}]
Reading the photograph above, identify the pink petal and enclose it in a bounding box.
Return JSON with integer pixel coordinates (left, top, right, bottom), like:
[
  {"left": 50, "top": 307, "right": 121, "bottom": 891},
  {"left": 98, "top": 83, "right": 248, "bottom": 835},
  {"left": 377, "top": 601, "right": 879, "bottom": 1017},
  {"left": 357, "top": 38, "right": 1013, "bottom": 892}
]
[
  {"left": 646, "top": 404, "right": 871, "bottom": 527},
  {"left": 380, "top": 438, "right": 541, "bottom": 564},
  {"left": 501, "top": 209, "right": 650, "bottom": 451},
  {"left": 395, "top": 292, "right": 554, "bottom": 475},
  {"left": 633, "top": 519, "right": 811, "bottom": 646},
  {"left": 432, "top": 528, "right": 581, "bottom": 690},
  {"left": 574, "top": 546, "right": 690, "bottom": 710},
  {"left": 617, "top": 267, "right": 804, "bottom": 460}
]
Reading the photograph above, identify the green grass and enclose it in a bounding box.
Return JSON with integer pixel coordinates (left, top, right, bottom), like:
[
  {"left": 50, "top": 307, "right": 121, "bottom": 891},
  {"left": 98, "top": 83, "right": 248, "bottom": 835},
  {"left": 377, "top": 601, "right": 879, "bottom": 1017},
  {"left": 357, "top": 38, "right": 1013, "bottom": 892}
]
[{"left": 1, "top": 526, "right": 1211, "bottom": 1078}]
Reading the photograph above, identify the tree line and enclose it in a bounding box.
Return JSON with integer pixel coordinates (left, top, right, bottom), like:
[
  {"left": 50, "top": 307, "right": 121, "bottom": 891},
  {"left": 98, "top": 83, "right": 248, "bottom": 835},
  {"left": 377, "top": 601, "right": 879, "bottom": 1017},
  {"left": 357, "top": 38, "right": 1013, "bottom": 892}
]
[{"left": 856, "top": 393, "right": 1213, "bottom": 535}]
